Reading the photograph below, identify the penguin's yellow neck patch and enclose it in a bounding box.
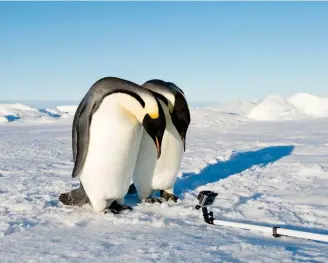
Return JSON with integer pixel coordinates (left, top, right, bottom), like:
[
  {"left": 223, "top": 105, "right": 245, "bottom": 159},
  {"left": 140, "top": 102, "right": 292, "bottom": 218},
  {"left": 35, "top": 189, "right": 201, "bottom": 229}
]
[
  {"left": 168, "top": 103, "right": 174, "bottom": 114},
  {"left": 149, "top": 112, "right": 159, "bottom": 119}
]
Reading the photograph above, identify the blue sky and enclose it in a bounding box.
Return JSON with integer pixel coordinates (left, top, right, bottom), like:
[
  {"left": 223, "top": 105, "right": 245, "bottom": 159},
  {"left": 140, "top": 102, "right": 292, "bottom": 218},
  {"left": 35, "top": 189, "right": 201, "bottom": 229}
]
[{"left": 1, "top": 2, "right": 327, "bottom": 104}]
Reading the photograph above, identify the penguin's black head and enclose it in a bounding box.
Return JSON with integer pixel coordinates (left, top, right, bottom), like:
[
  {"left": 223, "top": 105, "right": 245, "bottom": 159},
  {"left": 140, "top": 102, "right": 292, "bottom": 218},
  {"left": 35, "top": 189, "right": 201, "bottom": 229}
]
[
  {"left": 143, "top": 79, "right": 191, "bottom": 151},
  {"left": 170, "top": 89, "right": 191, "bottom": 151},
  {"left": 142, "top": 97, "right": 166, "bottom": 159}
]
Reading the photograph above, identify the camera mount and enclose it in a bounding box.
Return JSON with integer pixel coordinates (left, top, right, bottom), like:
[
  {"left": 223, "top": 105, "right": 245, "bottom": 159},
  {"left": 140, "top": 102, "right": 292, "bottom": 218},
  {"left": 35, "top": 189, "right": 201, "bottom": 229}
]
[{"left": 195, "top": 190, "right": 218, "bottom": 224}]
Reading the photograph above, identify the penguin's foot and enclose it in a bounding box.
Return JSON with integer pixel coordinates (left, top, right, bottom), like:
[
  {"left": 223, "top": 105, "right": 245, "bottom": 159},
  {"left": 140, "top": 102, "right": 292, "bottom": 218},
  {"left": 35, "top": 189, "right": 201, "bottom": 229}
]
[
  {"left": 144, "top": 197, "right": 163, "bottom": 204},
  {"left": 160, "top": 190, "right": 178, "bottom": 202},
  {"left": 104, "top": 201, "right": 132, "bottom": 214},
  {"left": 59, "top": 192, "right": 78, "bottom": 206},
  {"left": 59, "top": 192, "right": 89, "bottom": 206}
]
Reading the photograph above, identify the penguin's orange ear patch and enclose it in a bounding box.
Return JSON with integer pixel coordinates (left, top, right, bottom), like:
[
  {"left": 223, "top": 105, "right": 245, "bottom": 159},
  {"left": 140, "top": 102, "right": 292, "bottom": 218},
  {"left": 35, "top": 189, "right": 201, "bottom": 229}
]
[{"left": 149, "top": 112, "right": 159, "bottom": 119}]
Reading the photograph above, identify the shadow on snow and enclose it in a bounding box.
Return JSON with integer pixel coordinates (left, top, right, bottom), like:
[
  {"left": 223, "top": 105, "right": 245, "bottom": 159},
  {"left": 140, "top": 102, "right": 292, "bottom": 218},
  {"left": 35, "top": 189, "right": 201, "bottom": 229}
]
[{"left": 174, "top": 145, "right": 295, "bottom": 197}]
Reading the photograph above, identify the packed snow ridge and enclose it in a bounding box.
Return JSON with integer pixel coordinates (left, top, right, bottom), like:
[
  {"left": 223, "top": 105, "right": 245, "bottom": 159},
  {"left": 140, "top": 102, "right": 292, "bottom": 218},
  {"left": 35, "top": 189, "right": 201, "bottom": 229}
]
[
  {"left": 247, "top": 93, "right": 328, "bottom": 121},
  {"left": 0, "top": 104, "right": 77, "bottom": 123},
  {"left": 192, "top": 92, "right": 328, "bottom": 121},
  {"left": 247, "top": 95, "right": 305, "bottom": 121},
  {"left": 0, "top": 93, "right": 327, "bottom": 123}
]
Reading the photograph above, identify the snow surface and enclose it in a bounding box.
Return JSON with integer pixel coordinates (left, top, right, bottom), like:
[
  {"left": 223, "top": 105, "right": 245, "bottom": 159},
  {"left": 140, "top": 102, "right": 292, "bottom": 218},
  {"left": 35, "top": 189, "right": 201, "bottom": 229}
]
[{"left": 1, "top": 99, "right": 328, "bottom": 262}]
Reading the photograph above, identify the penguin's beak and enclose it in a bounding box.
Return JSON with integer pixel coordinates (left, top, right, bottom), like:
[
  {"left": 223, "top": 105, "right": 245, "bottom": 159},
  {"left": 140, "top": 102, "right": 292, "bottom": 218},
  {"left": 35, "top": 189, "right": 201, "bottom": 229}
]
[
  {"left": 155, "top": 136, "right": 161, "bottom": 158},
  {"left": 179, "top": 131, "right": 186, "bottom": 152}
]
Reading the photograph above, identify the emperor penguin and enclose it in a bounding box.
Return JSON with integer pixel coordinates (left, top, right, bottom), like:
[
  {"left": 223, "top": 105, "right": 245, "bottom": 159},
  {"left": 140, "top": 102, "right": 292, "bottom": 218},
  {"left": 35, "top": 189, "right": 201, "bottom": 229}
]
[
  {"left": 59, "top": 79, "right": 189, "bottom": 207},
  {"left": 59, "top": 77, "right": 166, "bottom": 214},
  {"left": 131, "top": 79, "right": 190, "bottom": 203}
]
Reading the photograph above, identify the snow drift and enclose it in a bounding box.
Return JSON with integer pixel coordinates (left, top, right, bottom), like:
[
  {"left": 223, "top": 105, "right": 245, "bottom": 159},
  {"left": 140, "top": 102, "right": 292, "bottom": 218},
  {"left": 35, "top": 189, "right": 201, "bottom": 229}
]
[
  {"left": 0, "top": 103, "right": 43, "bottom": 123},
  {"left": 0, "top": 103, "right": 74, "bottom": 123},
  {"left": 287, "top": 93, "right": 328, "bottom": 118},
  {"left": 1, "top": 92, "right": 327, "bottom": 123},
  {"left": 247, "top": 93, "right": 328, "bottom": 121},
  {"left": 247, "top": 95, "right": 304, "bottom": 121},
  {"left": 56, "top": 105, "right": 78, "bottom": 116},
  {"left": 209, "top": 100, "right": 258, "bottom": 115}
]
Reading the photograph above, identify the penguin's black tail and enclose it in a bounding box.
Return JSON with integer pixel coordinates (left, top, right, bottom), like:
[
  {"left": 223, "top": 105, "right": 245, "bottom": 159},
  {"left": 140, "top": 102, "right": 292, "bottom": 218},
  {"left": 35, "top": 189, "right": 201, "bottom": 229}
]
[{"left": 127, "top": 183, "right": 137, "bottom": 194}]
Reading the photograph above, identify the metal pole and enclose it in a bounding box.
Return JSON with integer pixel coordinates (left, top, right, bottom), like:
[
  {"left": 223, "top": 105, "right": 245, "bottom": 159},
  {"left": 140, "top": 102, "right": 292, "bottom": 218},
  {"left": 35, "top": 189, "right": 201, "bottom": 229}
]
[
  {"left": 210, "top": 219, "right": 328, "bottom": 243},
  {"left": 195, "top": 191, "right": 328, "bottom": 243}
]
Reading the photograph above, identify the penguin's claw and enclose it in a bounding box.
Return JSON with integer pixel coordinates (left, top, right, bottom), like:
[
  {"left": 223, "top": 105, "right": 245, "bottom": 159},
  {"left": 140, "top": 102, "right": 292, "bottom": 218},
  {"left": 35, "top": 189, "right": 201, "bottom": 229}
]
[
  {"left": 160, "top": 190, "right": 178, "bottom": 203},
  {"left": 144, "top": 197, "right": 163, "bottom": 204},
  {"left": 104, "top": 208, "right": 119, "bottom": 214},
  {"left": 59, "top": 192, "right": 74, "bottom": 206},
  {"left": 104, "top": 201, "right": 132, "bottom": 214}
]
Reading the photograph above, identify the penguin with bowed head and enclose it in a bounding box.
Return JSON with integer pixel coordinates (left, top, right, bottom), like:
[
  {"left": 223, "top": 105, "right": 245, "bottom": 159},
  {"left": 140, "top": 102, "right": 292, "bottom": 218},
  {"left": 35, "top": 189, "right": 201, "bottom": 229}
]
[
  {"left": 59, "top": 78, "right": 189, "bottom": 207},
  {"left": 59, "top": 77, "right": 166, "bottom": 214},
  {"left": 130, "top": 79, "right": 190, "bottom": 203}
]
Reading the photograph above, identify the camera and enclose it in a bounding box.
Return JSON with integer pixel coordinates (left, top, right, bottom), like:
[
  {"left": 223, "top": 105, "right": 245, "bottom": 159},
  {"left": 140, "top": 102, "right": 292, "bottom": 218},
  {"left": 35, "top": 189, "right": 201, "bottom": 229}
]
[{"left": 195, "top": 190, "right": 218, "bottom": 210}]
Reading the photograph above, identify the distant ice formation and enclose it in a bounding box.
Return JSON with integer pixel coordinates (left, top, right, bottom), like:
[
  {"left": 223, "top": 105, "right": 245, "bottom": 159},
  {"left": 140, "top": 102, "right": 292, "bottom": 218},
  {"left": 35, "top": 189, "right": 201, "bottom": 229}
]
[{"left": 1, "top": 92, "right": 328, "bottom": 123}]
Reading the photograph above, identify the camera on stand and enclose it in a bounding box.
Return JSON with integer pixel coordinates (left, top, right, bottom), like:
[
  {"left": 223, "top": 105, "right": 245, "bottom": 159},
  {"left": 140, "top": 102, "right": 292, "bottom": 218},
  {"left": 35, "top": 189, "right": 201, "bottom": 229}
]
[{"left": 195, "top": 190, "right": 218, "bottom": 224}]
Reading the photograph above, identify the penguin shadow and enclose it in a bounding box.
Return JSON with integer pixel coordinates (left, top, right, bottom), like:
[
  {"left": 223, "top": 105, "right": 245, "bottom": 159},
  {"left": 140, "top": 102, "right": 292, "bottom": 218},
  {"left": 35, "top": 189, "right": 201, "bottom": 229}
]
[{"left": 174, "top": 145, "right": 295, "bottom": 197}]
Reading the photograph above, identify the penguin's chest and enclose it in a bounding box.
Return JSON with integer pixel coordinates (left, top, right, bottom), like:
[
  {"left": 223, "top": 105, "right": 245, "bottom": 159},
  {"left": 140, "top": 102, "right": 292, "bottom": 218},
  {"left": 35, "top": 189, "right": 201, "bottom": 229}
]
[
  {"left": 152, "top": 119, "right": 183, "bottom": 189},
  {"left": 80, "top": 102, "right": 143, "bottom": 200}
]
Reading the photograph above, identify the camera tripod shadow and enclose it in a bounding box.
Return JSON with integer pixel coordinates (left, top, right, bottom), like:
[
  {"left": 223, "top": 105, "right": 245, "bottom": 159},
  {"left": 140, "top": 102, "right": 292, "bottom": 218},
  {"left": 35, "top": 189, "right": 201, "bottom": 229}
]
[{"left": 174, "top": 145, "right": 295, "bottom": 197}]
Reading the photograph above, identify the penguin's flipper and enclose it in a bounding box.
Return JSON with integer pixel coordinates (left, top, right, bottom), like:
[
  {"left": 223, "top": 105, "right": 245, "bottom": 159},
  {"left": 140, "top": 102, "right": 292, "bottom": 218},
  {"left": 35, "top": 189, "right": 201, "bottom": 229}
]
[
  {"left": 72, "top": 98, "right": 88, "bottom": 162},
  {"left": 71, "top": 98, "right": 99, "bottom": 178}
]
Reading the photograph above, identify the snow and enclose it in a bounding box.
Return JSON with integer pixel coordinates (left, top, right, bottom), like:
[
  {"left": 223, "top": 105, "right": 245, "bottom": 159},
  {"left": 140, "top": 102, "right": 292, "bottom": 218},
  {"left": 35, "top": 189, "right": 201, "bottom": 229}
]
[
  {"left": 0, "top": 103, "right": 35, "bottom": 117},
  {"left": 287, "top": 93, "right": 328, "bottom": 118},
  {"left": 247, "top": 95, "right": 304, "bottom": 121},
  {"left": 209, "top": 100, "right": 258, "bottom": 115},
  {"left": 248, "top": 93, "right": 328, "bottom": 121},
  {"left": 1, "top": 98, "right": 328, "bottom": 262},
  {"left": 56, "top": 105, "right": 78, "bottom": 116},
  {"left": 1, "top": 92, "right": 328, "bottom": 123},
  {"left": 0, "top": 103, "right": 78, "bottom": 123}
]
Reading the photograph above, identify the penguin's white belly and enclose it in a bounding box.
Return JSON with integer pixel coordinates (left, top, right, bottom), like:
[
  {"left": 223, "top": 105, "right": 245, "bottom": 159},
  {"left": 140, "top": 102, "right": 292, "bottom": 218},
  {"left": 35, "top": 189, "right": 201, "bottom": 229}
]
[
  {"left": 152, "top": 118, "right": 183, "bottom": 190},
  {"left": 132, "top": 130, "right": 158, "bottom": 199},
  {"left": 79, "top": 98, "right": 142, "bottom": 212}
]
